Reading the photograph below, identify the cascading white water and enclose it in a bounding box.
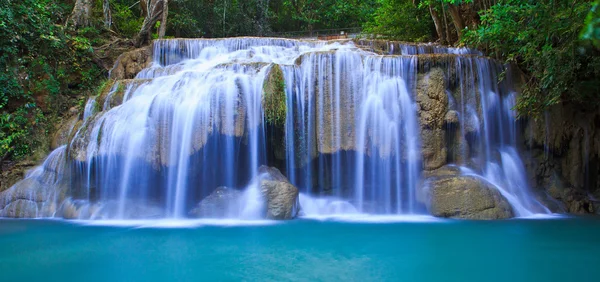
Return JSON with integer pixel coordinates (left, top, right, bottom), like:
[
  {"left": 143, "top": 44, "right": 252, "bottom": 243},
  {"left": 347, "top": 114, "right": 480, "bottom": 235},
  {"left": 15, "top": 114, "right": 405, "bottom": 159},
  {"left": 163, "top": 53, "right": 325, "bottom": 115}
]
[
  {"left": 83, "top": 97, "right": 97, "bottom": 121},
  {"left": 1, "top": 37, "right": 550, "bottom": 219},
  {"left": 280, "top": 48, "right": 422, "bottom": 214},
  {"left": 450, "top": 58, "right": 550, "bottom": 216},
  {"left": 0, "top": 146, "right": 68, "bottom": 217}
]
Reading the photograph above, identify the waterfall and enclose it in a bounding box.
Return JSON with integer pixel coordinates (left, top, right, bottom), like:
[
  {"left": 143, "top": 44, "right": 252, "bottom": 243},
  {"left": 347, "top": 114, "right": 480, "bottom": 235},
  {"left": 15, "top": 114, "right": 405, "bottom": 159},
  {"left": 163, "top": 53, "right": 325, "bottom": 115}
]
[
  {"left": 2, "top": 37, "right": 549, "bottom": 219},
  {"left": 83, "top": 97, "right": 97, "bottom": 121},
  {"left": 450, "top": 58, "right": 550, "bottom": 216},
  {"left": 0, "top": 146, "right": 69, "bottom": 218}
]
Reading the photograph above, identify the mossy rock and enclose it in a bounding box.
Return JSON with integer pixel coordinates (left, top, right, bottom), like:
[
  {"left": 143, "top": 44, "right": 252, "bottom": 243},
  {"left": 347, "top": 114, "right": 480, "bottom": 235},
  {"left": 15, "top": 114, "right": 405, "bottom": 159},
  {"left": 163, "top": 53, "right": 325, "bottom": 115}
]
[{"left": 262, "top": 64, "right": 287, "bottom": 127}]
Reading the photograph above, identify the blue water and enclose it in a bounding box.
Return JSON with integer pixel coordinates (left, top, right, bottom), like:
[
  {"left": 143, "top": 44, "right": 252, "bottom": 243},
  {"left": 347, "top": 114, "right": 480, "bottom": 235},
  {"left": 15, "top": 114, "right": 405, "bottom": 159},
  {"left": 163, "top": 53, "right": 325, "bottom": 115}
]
[{"left": 1, "top": 217, "right": 599, "bottom": 281}]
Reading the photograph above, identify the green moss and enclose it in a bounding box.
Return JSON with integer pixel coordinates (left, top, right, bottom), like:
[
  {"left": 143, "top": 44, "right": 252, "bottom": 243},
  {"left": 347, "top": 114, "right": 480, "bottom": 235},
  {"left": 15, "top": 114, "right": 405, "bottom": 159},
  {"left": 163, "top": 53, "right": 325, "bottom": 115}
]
[
  {"left": 96, "top": 79, "right": 112, "bottom": 97},
  {"left": 96, "top": 119, "right": 105, "bottom": 146},
  {"left": 262, "top": 64, "right": 287, "bottom": 127}
]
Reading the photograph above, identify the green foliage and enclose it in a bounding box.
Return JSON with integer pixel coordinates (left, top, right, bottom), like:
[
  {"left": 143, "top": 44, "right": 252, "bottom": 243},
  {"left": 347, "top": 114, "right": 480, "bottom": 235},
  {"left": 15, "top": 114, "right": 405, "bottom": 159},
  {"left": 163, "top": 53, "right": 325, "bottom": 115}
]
[
  {"left": 159, "top": 0, "right": 378, "bottom": 38},
  {"left": 96, "top": 79, "right": 113, "bottom": 97},
  {"left": 110, "top": 0, "right": 145, "bottom": 37},
  {"left": 281, "top": 0, "right": 377, "bottom": 32},
  {"left": 364, "top": 0, "right": 434, "bottom": 42},
  {"left": 168, "top": 8, "right": 200, "bottom": 37},
  {"left": 0, "top": 0, "right": 102, "bottom": 160},
  {"left": 263, "top": 65, "right": 287, "bottom": 127},
  {"left": 463, "top": 0, "right": 600, "bottom": 116},
  {"left": 0, "top": 106, "right": 46, "bottom": 159},
  {"left": 582, "top": 0, "right": 600, "bottom": 48}
]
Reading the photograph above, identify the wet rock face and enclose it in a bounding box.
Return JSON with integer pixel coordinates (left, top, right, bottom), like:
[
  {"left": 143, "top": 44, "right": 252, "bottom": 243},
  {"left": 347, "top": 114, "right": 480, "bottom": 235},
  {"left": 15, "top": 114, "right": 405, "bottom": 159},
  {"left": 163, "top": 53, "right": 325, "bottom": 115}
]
[
  {"left": 416, "top": 68, "right": 448, "bottom": 171},
  {"left": 257, "top": 166, "right": 299, "bottom": 220},
  {"left": 0, "top": 170, "right": 69, "bottom": 218},
  {"left": 0, "top": 160, "right": 36, "bottom": 194},
  {"left": 420, "top": 166, "right": 514, "bottom": 219},
  {"left": 56, "top": 198, "right": 103, "bottom": 220},
  {"left": 0, "top": 146, "right": 70, "bottom": 218},
  {"left": 52, "top": 115, "right": 79, "bottom": 150},
  {"left": 523, "top": 103, "right": 600, "bottom": 215},
  {"left": 260, "top": 180, "right": 299, "bottom": 220}
]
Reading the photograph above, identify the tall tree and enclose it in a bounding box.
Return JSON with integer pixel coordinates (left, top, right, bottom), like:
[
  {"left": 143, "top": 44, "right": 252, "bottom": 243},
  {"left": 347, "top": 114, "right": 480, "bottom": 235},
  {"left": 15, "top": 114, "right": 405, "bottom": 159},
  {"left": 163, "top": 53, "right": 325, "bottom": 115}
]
[
  {"left": 135, "top": 0, "right": 167, "bottom": 47},
  {"left": 284, "top": 0, "right": 323, "bottom": 35},
  {"left": 158, "top": 0, "right": 169, "bottom": 38},
  {"left": 67, "top": 0, "right": 94, "bottom": 28},
  {"left": 103, "top": 0, "right": 112, "bottom": 29},
  {"left": 429, "top": 3, "right": 446, "bottom": 44}
]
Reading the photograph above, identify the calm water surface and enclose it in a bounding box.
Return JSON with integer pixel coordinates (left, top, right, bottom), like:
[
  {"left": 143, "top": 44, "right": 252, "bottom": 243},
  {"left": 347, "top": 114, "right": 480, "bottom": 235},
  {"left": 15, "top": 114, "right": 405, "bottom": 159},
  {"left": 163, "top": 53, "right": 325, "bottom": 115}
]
[{"left": 1, "top": 217, "right": 599, "bottom": 281}]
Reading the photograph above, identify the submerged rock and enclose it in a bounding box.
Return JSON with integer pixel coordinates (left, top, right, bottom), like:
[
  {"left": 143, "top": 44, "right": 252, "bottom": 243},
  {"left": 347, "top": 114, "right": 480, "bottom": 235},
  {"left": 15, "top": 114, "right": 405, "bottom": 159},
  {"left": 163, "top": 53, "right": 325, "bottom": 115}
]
[
  {"left": 421, "top": 167, "right": 514, "bottom": 219},
  {"left": 189, "top": 187, "right": 242, "bottom": 218}
]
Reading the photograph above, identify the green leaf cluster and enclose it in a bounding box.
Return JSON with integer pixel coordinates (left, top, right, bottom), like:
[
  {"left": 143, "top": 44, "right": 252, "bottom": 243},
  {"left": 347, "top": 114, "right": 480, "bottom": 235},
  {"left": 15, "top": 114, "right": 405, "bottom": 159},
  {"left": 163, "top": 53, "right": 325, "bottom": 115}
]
[
  {"left": 364, "top": 0, "right": 434, "bottom": 42},
  {"left": 462, "top": 0, "right": 600, "bottom": 116},
  {"left": 0, "top": 0, "right": 101, "bottom": 160},
  {"left": 582, "top": 0, "right": 600, "bottom": 48}
]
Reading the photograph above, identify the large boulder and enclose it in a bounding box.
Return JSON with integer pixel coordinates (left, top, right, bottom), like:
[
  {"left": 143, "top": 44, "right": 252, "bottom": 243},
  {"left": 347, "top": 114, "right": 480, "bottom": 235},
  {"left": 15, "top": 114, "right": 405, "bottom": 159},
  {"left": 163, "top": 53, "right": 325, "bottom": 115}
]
[
  {"left": 258, "top": 165, "right": 289, "bottom": 182},
  {"left": 109, "top": 45, "right": 152, "bottom": 80},
  {"left": 256, "top": 166, "right": 300, "bottom": 220},
  {"left": 189, "top": 187, "right": 242, "bottom": 218},
  {"left": 421, "top": 167, "right": 514, "bottom": 219},
  {"left": 260, "top": 180, "right": 299, "bottom": 220}
]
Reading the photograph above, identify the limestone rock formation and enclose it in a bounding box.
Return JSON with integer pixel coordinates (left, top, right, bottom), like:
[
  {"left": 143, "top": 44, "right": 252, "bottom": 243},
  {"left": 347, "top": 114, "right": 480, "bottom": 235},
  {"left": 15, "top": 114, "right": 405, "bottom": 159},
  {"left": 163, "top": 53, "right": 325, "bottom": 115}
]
[
  {"left": 421, "top": 166, "right": 514, "bottom": 219},
  {"left": 256, "top": 166, "right": 300, "bottom": 220},
  {"left": 109, "top": 45, "right": 153, "bottom": 80},
  {"left": 416, "top": 67, "right": 448, "bottom": 170},
  {"left": 56, "top": 198, "right": 103, "bottom": 219},
  {"left": 52, "top": 115, "right": 80, "bottom": 150},
  {"left": 0, "top": 148, "right": 70, "bottom": 218},
  {"left": 522, "top": 103, "right": 600, "bottom": 215},
  {"left": 260, "top": 180, "right": 299, "bottom": 220},
  {"left": 258, "top": 165, "right": 289, "bottom": 182}
]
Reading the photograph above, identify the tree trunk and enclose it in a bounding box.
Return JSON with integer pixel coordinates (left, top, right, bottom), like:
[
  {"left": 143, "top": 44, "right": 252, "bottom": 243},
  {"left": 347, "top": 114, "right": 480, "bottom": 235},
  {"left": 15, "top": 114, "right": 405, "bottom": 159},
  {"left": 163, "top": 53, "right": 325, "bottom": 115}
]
[
  {"left": 135, "top": 0, "right": 164, "bottom": 47},
  {"left": 448, "top": 4, "right": 465, "bottom": 39},
  {"left": 67, "top": 0, "right": 93, "bottom": 28},
  {"left": 441, "top": 3, "right": 452, "bottom": 44},
  {"left": 158, "top": 0, "right": 168, "bottom": 38},
  {"left": 103, "top": 0, "right": 112, "bottom": 29},
  {"left": 429, "top": 4, "right": 446, "bottom": 44}
]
